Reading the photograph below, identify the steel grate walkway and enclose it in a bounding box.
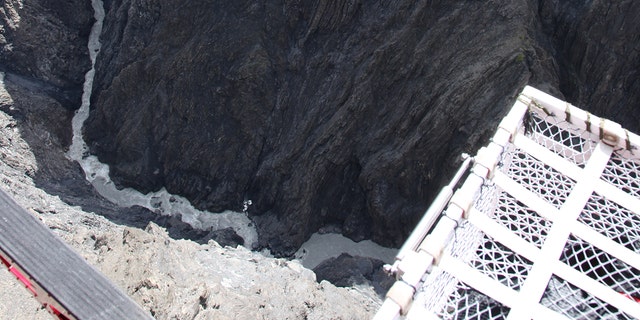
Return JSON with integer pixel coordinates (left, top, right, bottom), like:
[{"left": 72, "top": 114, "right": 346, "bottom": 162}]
[
  {"left": 0, "top": 188, "right": 152, "bottom": 320},
  {"left": 376, "top": 86, "right": 640, "bottom": 319}
]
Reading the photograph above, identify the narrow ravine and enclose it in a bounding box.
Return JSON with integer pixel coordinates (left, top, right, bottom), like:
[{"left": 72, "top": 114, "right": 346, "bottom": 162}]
[
  {"left": 67, "top": 0, "right": 397, "bottom": 268},
  {"left": 66, "top": 0, "right": 258, "bottom": 248}
]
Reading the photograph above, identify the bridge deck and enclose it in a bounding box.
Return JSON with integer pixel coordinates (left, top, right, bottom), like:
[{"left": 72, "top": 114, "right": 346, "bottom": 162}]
[
  {"left": 376, "top": 86, "right": 640, "bottom": 319},
  {"left": 0, "top": 188, "right": 152, "bottom": 320}
]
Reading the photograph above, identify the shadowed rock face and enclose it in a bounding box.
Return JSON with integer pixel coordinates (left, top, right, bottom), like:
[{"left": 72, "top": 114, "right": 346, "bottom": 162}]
[
  {"left": 313, "top": 253, "right": 394, "bottom": 295},
  {"left": 82, "top": 0, "right": 640, "bottom": 256},
  {"left": 538, "top": 0, "right": 640, "bottom": 131},
  {"left": 1, "top": 0, "right": 93, "bottom": 196},
  {"left": 0, "top": 0, "right": 93, "bottom": 107}
]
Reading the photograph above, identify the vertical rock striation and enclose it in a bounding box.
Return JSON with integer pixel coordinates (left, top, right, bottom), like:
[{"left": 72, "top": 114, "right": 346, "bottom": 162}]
[
  {"left": 0, "top": 0, "right": 96, "bottom": 197},
  {"left": 538, "top": 0, "right": 640, "bottom": 131},
  {"left": 83, "top": 0, "right": 640, "bottom": 255},
  {"left": 0, "top": 0, "right": 93, "bottom": 107}
]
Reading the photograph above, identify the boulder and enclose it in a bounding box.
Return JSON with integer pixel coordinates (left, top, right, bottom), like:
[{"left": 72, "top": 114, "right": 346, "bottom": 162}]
[{"left": 313, "top": 253, "right": 393, "bottom": 295}]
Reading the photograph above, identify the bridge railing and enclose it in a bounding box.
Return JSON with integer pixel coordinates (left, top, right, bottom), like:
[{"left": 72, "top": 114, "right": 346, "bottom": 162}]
[
  {"left": 376, "top": 86, "right": 640, "bottom": 319},
  {"left": 0, "top": 188, "right": 152, "bottom": 320}
]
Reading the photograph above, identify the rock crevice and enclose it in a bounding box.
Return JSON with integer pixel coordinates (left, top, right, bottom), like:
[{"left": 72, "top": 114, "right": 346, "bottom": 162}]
[{"left": 80, "top": 0, "right": 640, "bottom": 256}]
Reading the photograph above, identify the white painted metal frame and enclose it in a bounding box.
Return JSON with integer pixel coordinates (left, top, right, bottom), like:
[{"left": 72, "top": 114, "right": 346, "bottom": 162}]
[{"left": 375, "top": 86, "right": 640, "bottom": 319}]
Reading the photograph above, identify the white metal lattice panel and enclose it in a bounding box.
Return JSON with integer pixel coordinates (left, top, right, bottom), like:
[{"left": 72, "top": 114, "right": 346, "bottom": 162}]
[{"left": 376, "top": 86, "right": 640, "bottom": 320}]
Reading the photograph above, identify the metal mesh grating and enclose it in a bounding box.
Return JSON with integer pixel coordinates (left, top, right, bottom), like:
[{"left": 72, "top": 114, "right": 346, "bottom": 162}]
[
  {"left": 579, "top": 193, "right": 640, "bottom": 253},
  {"left": 504, "top": 148, "right": 576, "bottom": 209},
  {"left": 469, "top": 234, "right": 533, "bottom": 291},
  {"left": 494, "top": 192, "right": 551, "bottom": 249},
  {"left": 601, "top": 151, "right": 640, "bottom": 199},
  {"left": 447, "top": 221, "right": 485, "bottom": 264},
  {"left": 526, "top": 112, "right": 597, "bottom": 167},
  {"left": 417, "top": 269, "right": 462, "bottom": 317},
  {"left": 540, "top": 275, "right": 636, "bottom": 319},
  {"left": 377, "top": 87, "right": 640, "bottom": 320},
  {"left": 412, "top": 223, "right": 489, "bottom": 316},
  {"left": 561, "top": 235, "right": 640, "bottom": 298},
  {"left": 436, "top": 282, "right": 510, "bottom": 320},
  {"left": 474, "top": 182, "right": 500, "bottom": 218}
]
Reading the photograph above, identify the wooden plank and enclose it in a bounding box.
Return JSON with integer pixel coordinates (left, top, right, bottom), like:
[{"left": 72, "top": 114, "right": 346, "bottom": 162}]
[{"left": 0, "top": 188, "right": 152, "bottom": 319}]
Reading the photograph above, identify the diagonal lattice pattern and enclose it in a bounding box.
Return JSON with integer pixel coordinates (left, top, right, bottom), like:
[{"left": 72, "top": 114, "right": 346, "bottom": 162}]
[
  {"left": 540, "top": 275, "right": 635, "bottom": 320},
  {"left": 446, "top": 221, "right": 485, "bottom": 263},
  {"left": 494, "top": 192, "right": 552, "bottom": 249},
  {"left": 384, "top": 88, "right": 640, "bottom": 320},
  {"left": 579, "top": 193, "right": 640, "bottom": 253},
  {"left": 504, "top": 148, "right": 576, "bottom": 209},
  {"left": 560, "top": 235, "right": 640, "bottom": 297},
  {"left": 436, "top": 282, "right": 510, "bottom": 320},
  {"left": 470, "top": 234, "right": 533, "bottom": 291},
  {"left": 474, "top": 182, "right": 500, "bottom": 218},
  {"left": 526, "top": 112, "right": 596, "bottom": 167},
  {"left": 601, "top": 151, "right": 640, "bottom": 199},
  {"left": 416, "top": 269, "right": 462, "bottom": 317}
]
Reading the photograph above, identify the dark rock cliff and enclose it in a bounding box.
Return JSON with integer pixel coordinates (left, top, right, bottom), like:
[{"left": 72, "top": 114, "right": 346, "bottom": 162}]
[
  {"left": 537, "top": 0, "right": 640, "bottom": 131},
  {"left": 0, "top": 0, "right": 93, "bottom": 107},
  {"left": 0, "top": 1, "right": 204, "bottom": 243},
  {"left": 0, "top": 0, "right": 93, "bottom": 194},
  {"left": 83, "top": 0, "right": 639, "bottom": 256}
]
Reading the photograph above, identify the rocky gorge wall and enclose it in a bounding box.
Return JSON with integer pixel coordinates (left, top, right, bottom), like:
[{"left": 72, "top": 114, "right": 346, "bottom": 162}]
[
  {"left": 0, "top": 0, "right": 92, "bottom": 107},
  {"left": 538, "top": 0, "right": 640, "bottom": 130},
  {"left": 0, "top": 109, "right": 379, "bottom": 318},
  {"left": 0, "top": 1, "right": 378, "bottom": 317},
  {"left": 82, "top": 0, "right": 640, "bottom": 256},
  {"left": 1, "top": 0, "right": 639, "bottom": 317}
]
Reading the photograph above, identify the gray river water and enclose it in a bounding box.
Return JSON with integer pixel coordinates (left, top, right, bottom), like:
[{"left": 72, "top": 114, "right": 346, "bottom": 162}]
[{"left": 68, "top": 0, "right": 396, "bottom": 266}]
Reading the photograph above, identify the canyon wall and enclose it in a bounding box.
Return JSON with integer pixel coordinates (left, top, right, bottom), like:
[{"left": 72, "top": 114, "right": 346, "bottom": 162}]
[
  {"left": 1, "top": 2, "right": 378, "bottom": 317},
  {"left": 4, "top": 0, "right": 637, "bottom": 257},
  {"left": 1, "top": 0, "right": 637, "bottom": 316},
  {"left": 83, "top": 0, "right": 640, "bottom": 256},
  {"left": 1, "top": 0, "right": 97, "bottom": 199},
  {"left": 538, "top": 0, "right": 640, "bottom": 130},
  {"left": 1, "top": 0, "right": 92, "bottom": 106}
]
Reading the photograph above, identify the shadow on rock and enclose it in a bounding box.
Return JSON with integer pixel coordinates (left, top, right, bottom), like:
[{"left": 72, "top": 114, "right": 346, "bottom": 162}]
[
  {"left": 0, "top": 72, "right": 233, "bottom": 245},
  {"left": 313, "top": 253, "right": 395, "bottom": 297}
]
